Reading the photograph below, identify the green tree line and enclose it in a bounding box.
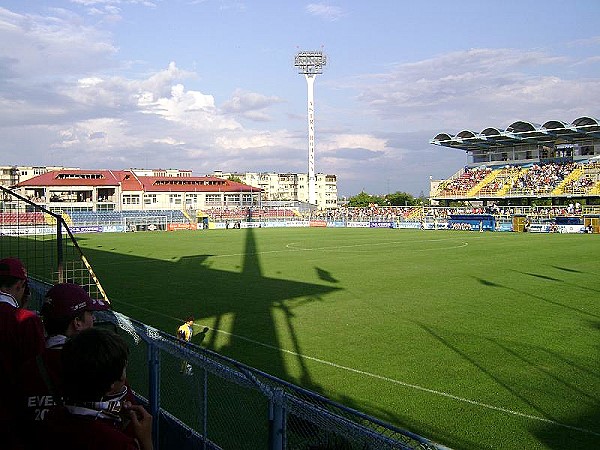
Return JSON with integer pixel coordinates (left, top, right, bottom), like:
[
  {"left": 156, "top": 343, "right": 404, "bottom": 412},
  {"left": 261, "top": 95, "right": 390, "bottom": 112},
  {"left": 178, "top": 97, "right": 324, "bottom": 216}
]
[{"left": 346, "top": 191, "right": 429, "bottom": 207}]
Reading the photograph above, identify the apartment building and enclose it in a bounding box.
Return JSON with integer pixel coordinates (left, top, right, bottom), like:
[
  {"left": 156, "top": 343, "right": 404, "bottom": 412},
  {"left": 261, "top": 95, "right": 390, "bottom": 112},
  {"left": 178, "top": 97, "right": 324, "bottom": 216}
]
[{"left": 212, "top": 171, "right": 338, "bottom": 209}]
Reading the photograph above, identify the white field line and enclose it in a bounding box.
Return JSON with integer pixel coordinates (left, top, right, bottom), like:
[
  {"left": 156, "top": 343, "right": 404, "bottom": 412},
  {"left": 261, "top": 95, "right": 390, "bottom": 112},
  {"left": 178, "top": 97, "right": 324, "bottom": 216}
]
[
  {"left": 110, "top": 236, "right": 598, "bottom": 437},
  {"left": 115, "top": 297, "right": 598, "bottom": 437},
  {"left": 209, "top": 237, "right": 470, "bottom": 258},
  {"left": 207, "top": 326, "right": 600, "bottom": 438}
]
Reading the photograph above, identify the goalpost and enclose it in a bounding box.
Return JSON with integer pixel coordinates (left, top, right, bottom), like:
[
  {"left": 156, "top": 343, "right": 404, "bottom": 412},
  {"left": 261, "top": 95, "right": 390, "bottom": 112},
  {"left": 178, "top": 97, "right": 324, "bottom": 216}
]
[{"left": 124, "top": 215, "right": 168, "bottom": 232}]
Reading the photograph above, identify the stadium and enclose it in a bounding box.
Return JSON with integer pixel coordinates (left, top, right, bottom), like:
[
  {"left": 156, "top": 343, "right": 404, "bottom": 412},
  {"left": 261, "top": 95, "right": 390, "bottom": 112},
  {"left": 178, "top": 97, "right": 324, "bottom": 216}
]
[{"left": 1, "top": 116, "right": 599, "bottom": 450}]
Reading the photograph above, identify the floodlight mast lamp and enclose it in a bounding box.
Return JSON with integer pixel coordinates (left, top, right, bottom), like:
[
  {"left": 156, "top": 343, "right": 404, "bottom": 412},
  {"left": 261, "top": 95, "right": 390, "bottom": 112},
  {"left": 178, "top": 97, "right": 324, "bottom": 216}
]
[{"left": 295, "top": 51, "right": 326, "bottom": 206}]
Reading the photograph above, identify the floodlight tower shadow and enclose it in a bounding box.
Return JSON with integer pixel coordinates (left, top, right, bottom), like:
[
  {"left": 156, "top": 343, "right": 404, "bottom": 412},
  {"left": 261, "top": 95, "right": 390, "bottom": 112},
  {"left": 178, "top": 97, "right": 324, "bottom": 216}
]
[{"left": 202, "top": 223, "right": 341, "bottom": 391}]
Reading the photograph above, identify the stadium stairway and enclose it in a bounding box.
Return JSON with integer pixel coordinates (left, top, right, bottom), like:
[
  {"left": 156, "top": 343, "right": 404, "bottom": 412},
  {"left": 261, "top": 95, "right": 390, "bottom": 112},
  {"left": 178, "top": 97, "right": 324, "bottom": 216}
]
[
  {"left": 61, "top": 211, "right": 73, "bottom": 226},
  {"left": 466, "top": 169, "right": 499, "bottom": 197},
  {"left": 495, "top": 167, "right": 524, "bottom": 196},
  {"left": 551, "top": 167, "right": 583, "bottom": 195},
  {"left": 181, "top": 209, "right": 195, "bottom": 224},
  {"left": 406, "top": 206, "right": 424, "bottom": 219}
]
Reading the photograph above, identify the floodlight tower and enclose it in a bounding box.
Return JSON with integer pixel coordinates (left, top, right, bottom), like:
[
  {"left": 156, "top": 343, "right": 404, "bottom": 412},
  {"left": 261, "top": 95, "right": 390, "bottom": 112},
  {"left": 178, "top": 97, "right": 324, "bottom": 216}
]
[{"left": 295, "top": 50, "right": 326, "bottom": 206}]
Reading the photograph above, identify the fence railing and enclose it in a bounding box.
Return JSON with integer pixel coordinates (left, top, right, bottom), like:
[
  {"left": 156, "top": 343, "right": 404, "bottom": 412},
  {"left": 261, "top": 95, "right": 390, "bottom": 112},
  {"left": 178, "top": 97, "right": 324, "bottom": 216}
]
[{"left": 1, "top": 185, "right": 446, "bottom": 450}]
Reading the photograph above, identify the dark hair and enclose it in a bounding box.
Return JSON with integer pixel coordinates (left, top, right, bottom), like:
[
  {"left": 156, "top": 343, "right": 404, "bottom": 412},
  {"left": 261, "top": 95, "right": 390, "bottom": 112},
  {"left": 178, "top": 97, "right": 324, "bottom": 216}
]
[
  {"left": 43, "top": 311, "right": 87, "bottom": 336},
  {"left": 0, "top": 272, "right": 19, "bottom": 290},
  {"left": 62, "top": 328, "right": 129, "bottom": 402},
  {"left": 186, "top": 316, "right": 194, "bottom": 323}
]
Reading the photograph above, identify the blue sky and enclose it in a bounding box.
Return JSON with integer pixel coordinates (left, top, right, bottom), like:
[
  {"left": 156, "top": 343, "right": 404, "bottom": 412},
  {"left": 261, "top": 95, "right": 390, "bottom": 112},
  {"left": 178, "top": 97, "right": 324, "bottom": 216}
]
[{"left": 1, "top": 1, "right": 600, "bottom": 196}]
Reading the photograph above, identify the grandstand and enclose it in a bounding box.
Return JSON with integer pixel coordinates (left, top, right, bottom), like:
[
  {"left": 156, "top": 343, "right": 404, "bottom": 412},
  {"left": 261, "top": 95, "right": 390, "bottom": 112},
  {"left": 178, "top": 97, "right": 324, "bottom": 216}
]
[{"left": 430, "top": 116, "right": 600, "bottom": 204}]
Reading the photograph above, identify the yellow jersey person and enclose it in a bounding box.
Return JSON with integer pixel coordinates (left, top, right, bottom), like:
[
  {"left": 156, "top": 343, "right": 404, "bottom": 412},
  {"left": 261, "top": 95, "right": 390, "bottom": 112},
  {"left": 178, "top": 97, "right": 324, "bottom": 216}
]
[
  {"left": 177, "top": 317, "right": 194, "bottom": 343},
  {"left": 177, "top": 317, "right": 194, "bottom": 375}
]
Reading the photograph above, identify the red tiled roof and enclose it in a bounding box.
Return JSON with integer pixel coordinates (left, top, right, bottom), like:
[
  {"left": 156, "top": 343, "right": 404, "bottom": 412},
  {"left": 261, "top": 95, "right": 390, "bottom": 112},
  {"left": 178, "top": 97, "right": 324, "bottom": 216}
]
[
  {"left": 16, "top": 170, "right": 261, "bottom": 193},
  {"left": 17, "top": 170, "right": 125, "bottom": 187}
]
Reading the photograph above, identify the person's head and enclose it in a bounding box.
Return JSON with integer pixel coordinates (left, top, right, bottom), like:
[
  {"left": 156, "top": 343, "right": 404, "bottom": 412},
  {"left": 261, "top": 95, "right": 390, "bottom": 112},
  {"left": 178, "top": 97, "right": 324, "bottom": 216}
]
[
  {"left": 62, "top": 327, "right": 129, "bottom": 403},
  {"left": 0, "top": 257, "right": 29, "bottom": 306},
  {"left": 185, "top": 316, "right": 194, "bottom": 326},
  {"left": 41, "top": 283, "right": 110, "bottom": 337}
]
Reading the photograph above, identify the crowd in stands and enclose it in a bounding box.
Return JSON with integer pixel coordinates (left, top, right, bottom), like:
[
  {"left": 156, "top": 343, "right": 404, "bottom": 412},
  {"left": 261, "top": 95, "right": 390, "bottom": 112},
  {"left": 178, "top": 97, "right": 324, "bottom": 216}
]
[
  {"left": 439, "top": 167, "right": 492, "bottom": 195},
  {"left": 509, "top": 162, "right": 577, "bottom": 194},
  {"left": 561, "top": 176, "right": 596, "bottom": 193},
  {"left": 310, "top": 206, "right": 419, "bottom": 222},
  {"left": 204, "top": 206, "right": 296, "bottom": 221},
  {"left": 437, "top": 161, "right": 600, "bottom": 197}
]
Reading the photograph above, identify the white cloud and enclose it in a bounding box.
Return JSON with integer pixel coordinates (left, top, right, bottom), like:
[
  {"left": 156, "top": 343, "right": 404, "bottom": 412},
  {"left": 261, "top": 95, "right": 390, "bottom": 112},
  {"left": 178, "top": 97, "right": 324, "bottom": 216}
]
[
  {"left": 215, "top": 130, "right": 294, "bottom": 150},
  {"left": 3, "top": 2, "right": 599, "bottom": 197},
  {"left": 351, "top": 48, "right": 600, "bottom": 131},
  {"left": 306, "top": 3, "right": 344, "bottom": 21},
  {"left": 221, "top": 89, "right": 284, "bottom": 121},
  {"left": 0, "top": 7, "right": 117, "bottom": 77},
  {"left": 322, "top": 134, "right": 386, "bottom": 151}
]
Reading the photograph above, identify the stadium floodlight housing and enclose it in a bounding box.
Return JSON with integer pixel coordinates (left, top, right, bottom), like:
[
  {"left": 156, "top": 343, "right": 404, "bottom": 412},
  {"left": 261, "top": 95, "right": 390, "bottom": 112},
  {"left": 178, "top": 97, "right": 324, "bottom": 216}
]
[
  {"left": 295, "top": 50, "right": 327, "bottom": 206},
  {"left": 294, "top": 51, "right": 327, "bottom": 75}
]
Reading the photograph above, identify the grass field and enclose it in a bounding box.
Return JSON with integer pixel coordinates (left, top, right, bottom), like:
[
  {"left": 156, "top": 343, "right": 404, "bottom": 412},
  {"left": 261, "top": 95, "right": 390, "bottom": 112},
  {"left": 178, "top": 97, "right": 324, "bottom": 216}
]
[{"left": 74, "top": 227, "right": 600, "bottom": 449}]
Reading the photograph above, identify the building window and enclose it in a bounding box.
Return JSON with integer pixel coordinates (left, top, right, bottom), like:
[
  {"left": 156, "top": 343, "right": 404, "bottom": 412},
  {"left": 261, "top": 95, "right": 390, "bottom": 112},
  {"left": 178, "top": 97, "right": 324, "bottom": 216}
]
[
  {"left": 225, "top": 194, "right": 240, "bottom": 205},
  {"left": 185, "top": 194, "right": 200, "bottom": 206},
  {"left": 169, "top": 194, "right": 182, "bottom": 205},
  {"left": 144, "top": 194, "right": 157, "bottom": 205},
  {"left": 122, "top": 194, "right": 140, "bottom": 205},
  {"left": 205, "top": 194, "right": 221, "bottom": 205}
]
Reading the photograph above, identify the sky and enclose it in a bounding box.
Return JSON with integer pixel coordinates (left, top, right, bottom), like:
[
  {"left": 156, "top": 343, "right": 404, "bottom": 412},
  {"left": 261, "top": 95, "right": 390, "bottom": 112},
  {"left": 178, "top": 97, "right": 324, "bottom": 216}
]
[{"left": 1, "top": 1, "right": 600, "bottom": 197}]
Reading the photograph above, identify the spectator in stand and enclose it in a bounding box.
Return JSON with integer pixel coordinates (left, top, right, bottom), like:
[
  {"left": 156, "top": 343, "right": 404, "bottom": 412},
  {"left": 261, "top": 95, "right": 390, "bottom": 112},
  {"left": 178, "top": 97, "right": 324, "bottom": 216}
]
[
  {"left": 18, "top": 283, "right": 111, "bottom": 448},
  {"left": 44, "top": 328, "right": 153, "bottom": 450},
  {"left": 0, "top": 257, "right": 45, "bottom": 449}
]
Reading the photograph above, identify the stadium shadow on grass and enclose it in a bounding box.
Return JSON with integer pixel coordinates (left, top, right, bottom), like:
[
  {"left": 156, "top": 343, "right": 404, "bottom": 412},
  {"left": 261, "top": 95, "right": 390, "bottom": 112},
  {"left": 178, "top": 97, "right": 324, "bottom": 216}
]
[
  {"left": 512, "top": 268, "right": 600, "bottom": 295},
  {"left": 335, "top": 393, "right": 495, "bottom": 450},
  {"left": 473, "top": 276, "right": 600, "bottom": 448},
  {"left": 474, "top": 276, "right": 600, "bottom": 320},
  {"left": 75, "top": 226, "right": 344, "bottom": 396},
  {"left": 548, "top": 265, "right": 584, "bottom": 274},
  {"left": 315, "top": 267, "right": 339, "bottom": 283},
  {"left": 416, "top": 319, "right": 600, "bottom": 448}
]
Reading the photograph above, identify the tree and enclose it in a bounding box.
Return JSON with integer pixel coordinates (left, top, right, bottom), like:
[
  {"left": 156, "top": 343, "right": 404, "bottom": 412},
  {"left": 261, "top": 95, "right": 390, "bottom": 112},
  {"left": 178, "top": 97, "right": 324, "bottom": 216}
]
[
  {"left": 227, "top": 175, "right": 242, "bottom": 183},
  {"left": 384, "top": 191, "right": 417, "bottom": 206},
  {"left": 347, "top": 191, "right": 385, "bottom": 207}
]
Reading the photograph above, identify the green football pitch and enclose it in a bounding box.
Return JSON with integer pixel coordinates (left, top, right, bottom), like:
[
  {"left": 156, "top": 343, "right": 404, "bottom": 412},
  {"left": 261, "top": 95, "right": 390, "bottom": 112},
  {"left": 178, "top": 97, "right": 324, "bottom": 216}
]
[{"left": 74, "top": 227, "right": 600, "bottom": 449}]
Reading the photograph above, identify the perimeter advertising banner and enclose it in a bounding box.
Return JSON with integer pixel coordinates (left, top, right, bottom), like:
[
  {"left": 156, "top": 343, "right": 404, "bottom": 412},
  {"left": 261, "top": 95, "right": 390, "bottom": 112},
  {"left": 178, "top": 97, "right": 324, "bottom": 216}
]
[
  {"left": 309, "top": 220, "right": 327, "bottom": 227},
  {"left": 70, "top": 225, "right": 102, "bottom": 234},
  {"left": 369, "top": 222, "right": 394, "bottom": 228},
  {"left": 167, "top": 223, "right": 196, "bottom": 231},
  {"left": 347, "top": 222, "right": 369, "bottom": 228},
  {"left": 398, "top": 222, "right": 422, "bottom": 229},
  {"left": 0, "top": 226, "right": 55, "bottom": 236}
]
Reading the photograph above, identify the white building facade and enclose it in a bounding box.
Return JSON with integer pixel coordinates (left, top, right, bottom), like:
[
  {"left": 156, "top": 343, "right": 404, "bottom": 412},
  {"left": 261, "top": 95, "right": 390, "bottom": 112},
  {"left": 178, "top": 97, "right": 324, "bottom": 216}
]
[
  {"left": 212, "top": 171, "right": 338, "bottom": 209},
  {"left": 14, "top": 169, "right": 261, "bottom": 213}
]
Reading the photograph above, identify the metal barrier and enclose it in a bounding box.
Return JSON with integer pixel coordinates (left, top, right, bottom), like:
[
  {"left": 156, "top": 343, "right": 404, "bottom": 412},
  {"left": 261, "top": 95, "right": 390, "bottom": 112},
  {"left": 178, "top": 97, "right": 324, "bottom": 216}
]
[
  {"left": 1, "top": 185, "right": 446, "bottom": 449},
  {"left": 0, "top": 185, "right": 108, "bottom": 309},
  {"left": 97, "top": 311, "right": 445, "bottom": 450}
]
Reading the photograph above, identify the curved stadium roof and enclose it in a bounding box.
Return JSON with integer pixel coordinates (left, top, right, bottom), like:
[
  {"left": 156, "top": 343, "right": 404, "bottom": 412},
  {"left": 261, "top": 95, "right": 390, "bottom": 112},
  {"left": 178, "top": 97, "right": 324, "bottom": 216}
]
[{"left": 431, "top": 116, "right": 600, "bottom": 151}]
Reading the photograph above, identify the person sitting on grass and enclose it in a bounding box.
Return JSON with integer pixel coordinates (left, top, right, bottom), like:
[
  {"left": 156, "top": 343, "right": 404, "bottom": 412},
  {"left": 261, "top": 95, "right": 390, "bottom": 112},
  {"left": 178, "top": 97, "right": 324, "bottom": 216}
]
[{"left": 44, "top": 327, "right": 153, "bottom": 450}]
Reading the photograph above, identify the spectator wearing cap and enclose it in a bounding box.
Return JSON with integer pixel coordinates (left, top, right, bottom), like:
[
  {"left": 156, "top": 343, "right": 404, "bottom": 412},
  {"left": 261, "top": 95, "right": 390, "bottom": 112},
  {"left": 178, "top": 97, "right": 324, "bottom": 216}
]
[
  {"left": 44, "top": 328, "right": 153, "bottom": 450},
  {"left": 19, "top": 283, "right": 109, "bottom": 448},
  {"left": 18, "top": 283, "right": 110, "bottom": 445},
  {"left": 0, "top": 257, "right": 45, "bottom": 449}
]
